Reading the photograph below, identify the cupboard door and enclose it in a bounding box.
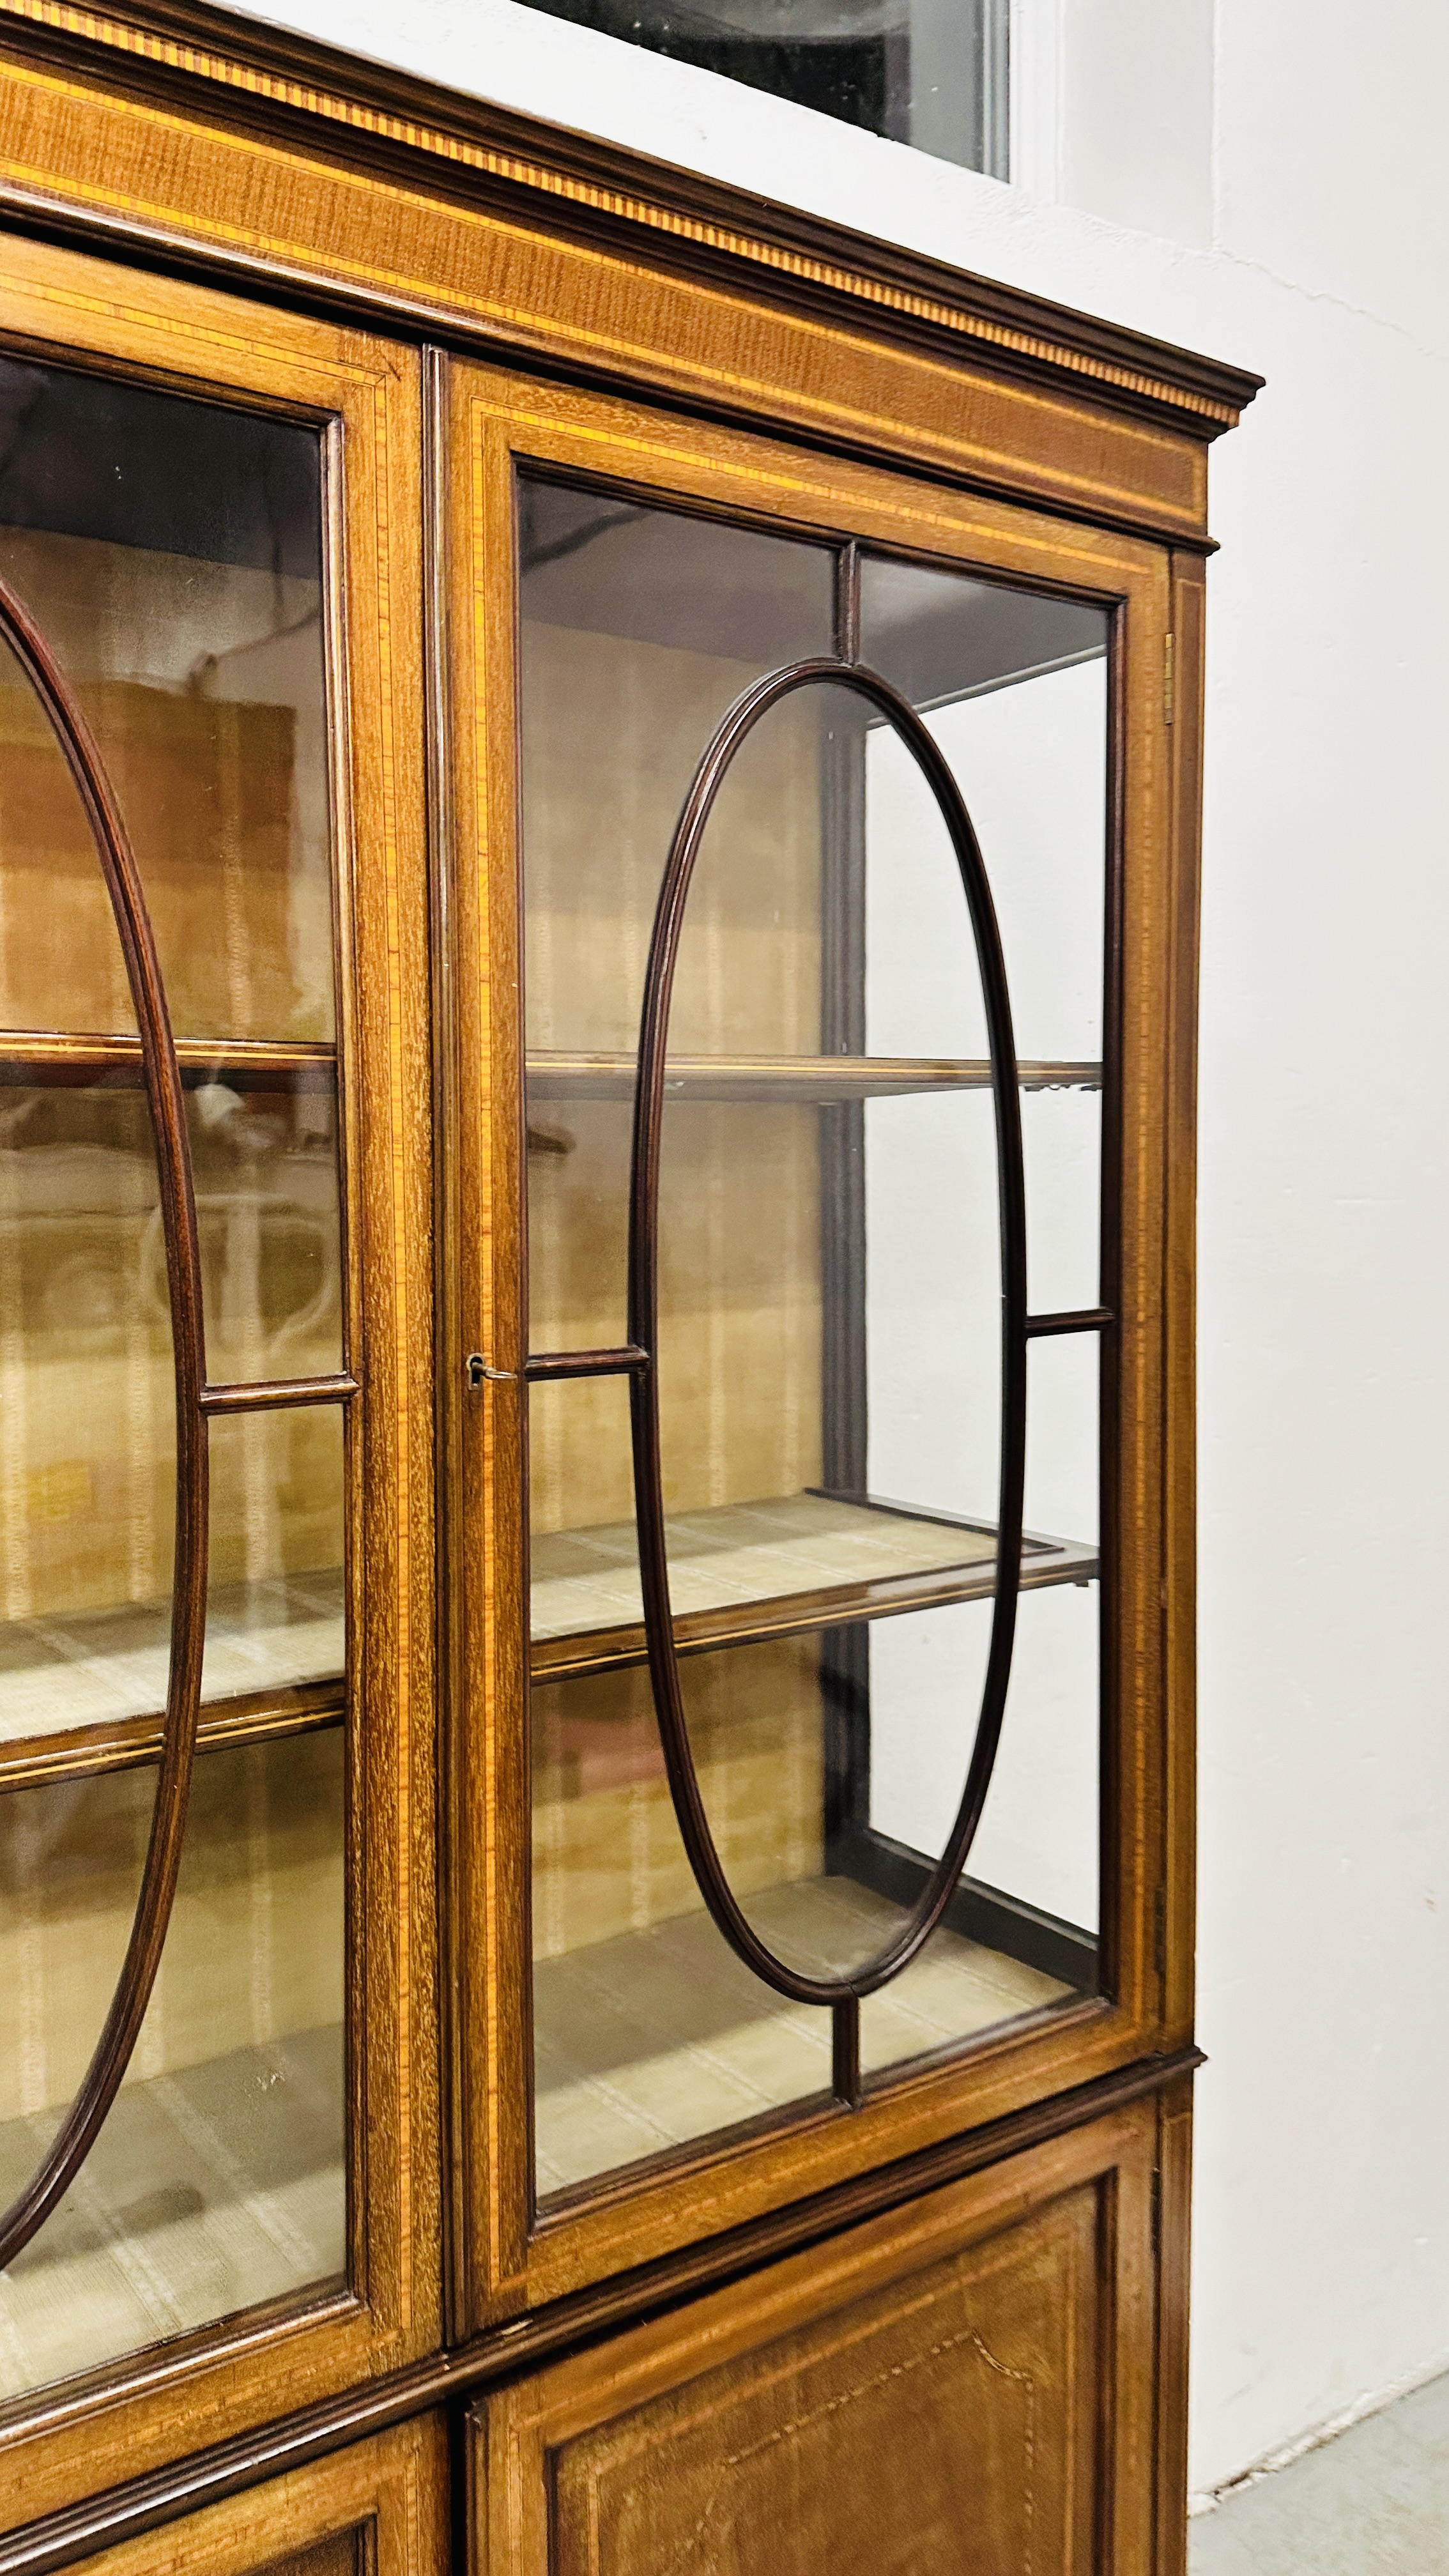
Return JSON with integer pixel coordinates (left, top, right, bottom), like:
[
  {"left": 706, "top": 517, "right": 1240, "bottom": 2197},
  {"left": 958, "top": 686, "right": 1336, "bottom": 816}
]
[
  {"left": 470, "top": 2102, "right": 1163, "bottom": 2576},
  {"left": 0, "top": 233, "right": 436, "bottom": 2519},
  {"left": 445, "top": 361, "right": 1176, "bottom": 2314},
  {"left": 66, "top": 2414, "right": 448, "bottom": 2576}
]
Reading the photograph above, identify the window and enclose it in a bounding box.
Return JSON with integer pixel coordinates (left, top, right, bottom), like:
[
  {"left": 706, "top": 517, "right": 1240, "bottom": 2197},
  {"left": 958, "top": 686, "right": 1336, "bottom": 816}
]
[{"left": 515, "top": 0, "right": 1010, "bottom": 174}]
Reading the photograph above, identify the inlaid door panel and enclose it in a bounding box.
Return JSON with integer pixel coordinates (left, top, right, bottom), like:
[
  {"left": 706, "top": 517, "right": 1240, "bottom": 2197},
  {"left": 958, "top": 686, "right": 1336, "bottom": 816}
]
[
  {"left": 470, "top": 2102, "right": 1162, "bottom": 2576},
  {"left": 65, "top": 2413, "right": 448, "bottom": 2576}
]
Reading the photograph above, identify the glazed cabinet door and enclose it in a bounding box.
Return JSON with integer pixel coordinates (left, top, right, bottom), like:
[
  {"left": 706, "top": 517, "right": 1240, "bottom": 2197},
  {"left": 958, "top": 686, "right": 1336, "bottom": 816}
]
[
  {"left": 442, "top": 360, "right": 1181, "bottom": 2322},
  {"left": 470, "top": 2100, "right": 1169, "bottom": 2576},
  {"left": 66, "top": 2415, "right": 448, "bottom": 2576},
  {"left": 0, "top": 234, "right": 437, "bottom": 2522}
]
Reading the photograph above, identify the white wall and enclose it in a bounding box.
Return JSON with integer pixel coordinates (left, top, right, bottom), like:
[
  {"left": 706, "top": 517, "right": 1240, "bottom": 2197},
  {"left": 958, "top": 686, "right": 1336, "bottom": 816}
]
[{"left": 228, "top": 0, "right": 1449, "bottom": 2501}]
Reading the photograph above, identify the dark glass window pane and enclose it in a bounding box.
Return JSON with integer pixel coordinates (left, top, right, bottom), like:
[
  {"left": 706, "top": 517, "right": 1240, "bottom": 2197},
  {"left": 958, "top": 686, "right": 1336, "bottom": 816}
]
[{"left": 515, "top": 0, "right": 1009, "bottom": 173}]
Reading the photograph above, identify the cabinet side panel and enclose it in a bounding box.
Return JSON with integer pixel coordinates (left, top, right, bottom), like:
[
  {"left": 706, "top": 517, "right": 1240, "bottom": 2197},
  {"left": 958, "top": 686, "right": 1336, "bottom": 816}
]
[
  {"left": 1154, "top": 2077, "right": 1195, "bottom": 2576},
  {"left": 1162, "top": 558, "right": 1206, "bottom": 2050}
]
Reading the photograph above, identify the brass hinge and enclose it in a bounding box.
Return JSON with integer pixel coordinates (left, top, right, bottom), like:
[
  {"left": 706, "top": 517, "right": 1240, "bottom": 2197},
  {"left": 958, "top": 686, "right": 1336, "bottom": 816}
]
[{"left": 1164, "top": 629, "right": 1176, "bottom": 726}]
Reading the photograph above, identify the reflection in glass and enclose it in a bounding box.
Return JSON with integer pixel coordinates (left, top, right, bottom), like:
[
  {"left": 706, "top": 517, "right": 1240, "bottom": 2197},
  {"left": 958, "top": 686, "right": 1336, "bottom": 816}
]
[
  {"left": 0, "top": 1287, "right": 344, "bottom": 1755},
  {"left": 0, "top": 358, "right": 350, "bottom": 2398},
  {"left": 522, "top": 485, "right": 1108, "bottom": 2200},
  {"left": 204, "top": 1402, "right": 345, "bottom": 1709},
  {"left": 533, "top": 1647, "right": 834, "bottom": 2198},
  {"left": 519, "top": 479, "right": 834, "bottom": 1352},
  {"left": 513, "top": 0, "right": 1009, "bottom": 174},
  {"left": 0, "top": 1728, "right": 344, "bottom": 2397},
  {"left": 860, "top": 554, "right": 1109, "bottom": 1313},
  {"left": 0, "top": 355, "right": 334, "bottom": 1042},
  {"left": 0, "top": 645, "right": 177, "bottom": 1749},
  {"left": 188, "top": 1071, "right": 342, "bottom": 1383}
]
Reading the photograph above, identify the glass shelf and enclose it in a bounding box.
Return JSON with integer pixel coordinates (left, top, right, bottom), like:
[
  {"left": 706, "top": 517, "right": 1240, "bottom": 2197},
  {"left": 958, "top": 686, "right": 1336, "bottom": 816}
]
[
  {"left": 526, "top": 1049, "right": 1101, "bottom": 1103},
  {"left": 530, "top": 1491, "right": 1097, "bottom": 1682}
]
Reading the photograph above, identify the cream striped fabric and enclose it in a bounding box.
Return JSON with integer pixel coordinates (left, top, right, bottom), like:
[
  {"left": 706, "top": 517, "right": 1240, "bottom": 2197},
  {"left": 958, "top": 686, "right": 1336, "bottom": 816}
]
[
  {"left": 535, "top": 1882, "right": 1065, "bottom": 2196},
  {"left": 0, "top": 2023, "right": 344, "bottom": 2398}
]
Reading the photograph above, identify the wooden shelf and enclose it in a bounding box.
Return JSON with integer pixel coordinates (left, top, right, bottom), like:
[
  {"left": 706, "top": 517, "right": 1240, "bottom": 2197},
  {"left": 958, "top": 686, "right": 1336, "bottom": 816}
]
[
  {"left": 525, "top": 1050, "right": 1101, "bottom": 1103},
  {"left": 0, "top": 1031, "right": 337, "bottom": 1091},
  {"left": 530, "top": 1491, "right": 1097, "bottom": 1684},
  {"left": 0, "top": 1567, "right": 346, "bottom": 1789},
  {"left": 0, "top": 1682, "right": 343, "bottom": 1793}
]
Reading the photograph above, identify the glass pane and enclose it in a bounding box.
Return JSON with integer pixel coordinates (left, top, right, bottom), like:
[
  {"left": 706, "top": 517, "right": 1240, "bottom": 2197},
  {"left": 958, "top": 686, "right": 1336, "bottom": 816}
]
[
  {"left": 0, "top": 1377, "right": 344, "bottom": 1755},
  {"left": 0, "top": 629, "right": 176, "bottom": 1758},
  {"left": 861, "top": 1331, "right": 1101, "bottom": 2079},
  {"left": 513, "top": 0, "right": 1009, "bottom": 174},
  {"left": 0, "top": 356, "right": 334, "bottom": 1043},
  {"left": 524, "top": 494, "right": 1108, "bottom": 2203},
  {"left": 533, "top": 1649, "right": 834, "bottom": 2200},
  {"left": 531, "top": 1591, "right": 1097, "bottom": 2197},
  {"left": 860, "top": 555, "right": 1109, "bottom": 1319},
  {"left": 530, "top": 1376, "right": 637, "bottom": 1662},
  {"left": 190, "top": 1068, "right": 342, "bottom": 1384},
  {"left": 0, "top": 1073, "right": 342, "bottom": 1480},
  {"left": 204, "top": 1402, "right": 346, "bottom": 1710},
  {"left": 519, "top": 478, "right": 833, "bottom": 1352},
  {"left": 0, "top": 1727, "right": 344, "bottom": 2398},
  {"left": 861, "top": 1590, "right": 1099, "bottom": 2078},
  {"left": 0, "top": 356, "right": 349, "bottom": 2390},
  {"left": 856, "top": 559, "right": 1105, "bottom": 2050}
]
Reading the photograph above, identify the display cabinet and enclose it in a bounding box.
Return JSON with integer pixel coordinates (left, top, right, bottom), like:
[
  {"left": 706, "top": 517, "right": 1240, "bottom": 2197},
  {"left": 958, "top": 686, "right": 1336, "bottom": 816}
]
[{"left": 0, "top": 1, "right": 1256, "bottom": 2566}]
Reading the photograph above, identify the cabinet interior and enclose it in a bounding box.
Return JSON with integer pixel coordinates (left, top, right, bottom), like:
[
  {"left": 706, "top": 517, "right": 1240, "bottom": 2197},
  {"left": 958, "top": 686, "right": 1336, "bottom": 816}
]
[
  {"left": 0, "top": 358, "right": 348, "bottom": 2393},
  {"left": 518, "top": 478, "right": 1108, "bottom": 2200}
]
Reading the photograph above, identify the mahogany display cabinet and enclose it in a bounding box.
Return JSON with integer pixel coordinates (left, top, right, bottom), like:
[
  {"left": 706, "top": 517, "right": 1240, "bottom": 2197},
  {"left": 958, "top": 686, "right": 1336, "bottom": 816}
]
[{"left": 0, "top": 4, "right": 1257, "bottom": 2566}]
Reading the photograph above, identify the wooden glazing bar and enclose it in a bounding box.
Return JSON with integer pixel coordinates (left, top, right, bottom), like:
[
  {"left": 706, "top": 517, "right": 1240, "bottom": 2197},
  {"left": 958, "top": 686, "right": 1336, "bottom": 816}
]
[
  {"left": 0, "top": 1032, "right": 338, "bottom": 1089},
  {"left": 199, "top": 1373, "right": 359, "bottom": 1414},
  {"left": 0, "top": 572, "right": 210, "bottom": 2276},
  {"left": 0, "top": 1682, "right": 345, "bottom": 1795},
  {"left": 525, "top": 1346, "right": 648, "bottom": 1380},
  {"left": 1025, "top": 1306, "right": 1114, "bottom": 1338},
  {"left": 526, "top": 1049, "right": 1102, "bottom": 1101},
  {"left": 832, "top": 1997, "right": 862, "bottom": 2106},
  {"left": 530, "top": 1536, "right": 1100, "bottom": 1684}
]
